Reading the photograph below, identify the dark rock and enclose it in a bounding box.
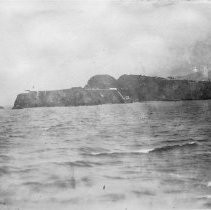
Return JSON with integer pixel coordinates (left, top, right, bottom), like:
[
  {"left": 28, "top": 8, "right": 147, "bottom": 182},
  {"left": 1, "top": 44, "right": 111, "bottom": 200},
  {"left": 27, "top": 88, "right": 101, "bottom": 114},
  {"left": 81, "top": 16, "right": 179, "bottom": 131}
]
[
  {"left": 85, "top": 75, "right": 118, "bottom": 89},
  {"left": 0, "top": 106, "right": 4, "bottom": 109},
  {"left": 12, "top": 74, "right": 211, "bottom": 109},
  {"left": 13, "top": 87, "right": 124, "bottom": 109},
  {"left": 117, "top": 75, "right": 211, "bottom": 101},
  {"left": 12, "top": 105, "right": 23, "bottom": 109}
]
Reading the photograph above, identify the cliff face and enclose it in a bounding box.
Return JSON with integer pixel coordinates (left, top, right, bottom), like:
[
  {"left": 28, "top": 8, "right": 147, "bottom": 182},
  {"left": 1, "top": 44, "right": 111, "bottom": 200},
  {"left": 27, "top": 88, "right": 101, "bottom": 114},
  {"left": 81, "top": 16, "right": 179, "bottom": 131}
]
[
  {"left": 13, "top": 87, "right": 124, "bottom": 109},
  {"left": 117, "top": 75, "right": 211, "bottom": 101},
  {"left": 13, "top": 74, "right": 211, "bottom": 109}
]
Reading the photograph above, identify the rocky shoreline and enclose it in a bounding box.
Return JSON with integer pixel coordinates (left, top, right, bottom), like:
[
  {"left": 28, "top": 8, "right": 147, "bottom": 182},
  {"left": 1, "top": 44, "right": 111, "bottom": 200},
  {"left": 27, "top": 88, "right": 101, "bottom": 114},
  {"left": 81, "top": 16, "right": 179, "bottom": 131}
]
[{"left": 13, "top": 74, "right": 211, "bottom": 109}]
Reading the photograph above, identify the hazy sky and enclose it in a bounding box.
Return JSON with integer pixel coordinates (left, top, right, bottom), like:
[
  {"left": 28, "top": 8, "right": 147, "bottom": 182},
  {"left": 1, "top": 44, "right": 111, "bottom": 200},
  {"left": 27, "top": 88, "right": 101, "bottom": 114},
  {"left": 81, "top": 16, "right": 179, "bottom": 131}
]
[{"left": 1, "top": 0, "right": 211, "bottom": 105}]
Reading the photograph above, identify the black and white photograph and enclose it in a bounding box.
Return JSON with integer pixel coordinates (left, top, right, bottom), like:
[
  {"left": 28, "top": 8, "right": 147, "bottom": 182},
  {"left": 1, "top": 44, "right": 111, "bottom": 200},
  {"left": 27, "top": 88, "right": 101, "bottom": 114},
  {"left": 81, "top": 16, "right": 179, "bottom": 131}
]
[{"left": 0, "top": 0, "right": 211, "bottom": 209}]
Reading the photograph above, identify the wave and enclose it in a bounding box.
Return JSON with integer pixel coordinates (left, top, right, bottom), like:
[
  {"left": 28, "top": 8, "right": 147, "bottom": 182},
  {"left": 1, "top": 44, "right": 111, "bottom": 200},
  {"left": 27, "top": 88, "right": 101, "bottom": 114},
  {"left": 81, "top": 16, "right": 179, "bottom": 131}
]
[
  {"left": 88, "top": 142, "right": 198, "bottom": 156},
  {"left": 196, "top": 195, "right": 211, "bottom": 199},
  {"left": 89, "top": 148, "right": 154, "bottom": 156},
  {"left": 162, "top": 138, "right": 208, "bottom": 145},
  {"left": 150, "top": 141, "right": 198, "bottom": 153},
  {"left": 55, "top": 160, "right": 102, "bottom": 167}
]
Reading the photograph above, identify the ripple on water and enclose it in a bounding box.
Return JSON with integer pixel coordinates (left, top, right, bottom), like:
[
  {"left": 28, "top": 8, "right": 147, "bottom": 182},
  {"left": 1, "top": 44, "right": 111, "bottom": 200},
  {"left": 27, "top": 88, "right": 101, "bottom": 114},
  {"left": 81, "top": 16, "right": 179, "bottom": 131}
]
[
  {"left": 0, "top": 101, "right": 210, "bottom": 210},
  {"left": 100, "top": 193, "right": 126, "bottom": 202}
]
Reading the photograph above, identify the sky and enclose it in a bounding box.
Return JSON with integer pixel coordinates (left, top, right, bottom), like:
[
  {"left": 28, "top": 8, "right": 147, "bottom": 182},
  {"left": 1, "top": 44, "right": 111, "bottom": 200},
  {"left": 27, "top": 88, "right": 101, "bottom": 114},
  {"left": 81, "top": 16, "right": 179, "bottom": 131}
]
[{"left": 0, "top": 0, "right": 211, "bottom": 106}]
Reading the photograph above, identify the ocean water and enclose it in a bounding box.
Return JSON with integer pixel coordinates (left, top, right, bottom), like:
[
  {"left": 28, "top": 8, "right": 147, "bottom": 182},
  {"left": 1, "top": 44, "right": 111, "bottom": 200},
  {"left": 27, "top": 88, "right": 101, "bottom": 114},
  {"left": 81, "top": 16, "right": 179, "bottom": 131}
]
[{"left": 0, "top": 100, "right": 211, "bottom": 210}]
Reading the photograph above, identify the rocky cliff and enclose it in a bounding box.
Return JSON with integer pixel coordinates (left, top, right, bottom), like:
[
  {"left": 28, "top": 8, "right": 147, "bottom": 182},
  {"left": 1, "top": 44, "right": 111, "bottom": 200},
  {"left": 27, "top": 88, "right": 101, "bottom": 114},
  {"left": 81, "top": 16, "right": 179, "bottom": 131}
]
[
  {"left": 85, "top": 75, "right": 118, "bottom": 89},
  {"left": 13, "top": 74, "right": 211, "bottom": 109},
  {"left": 13, "top": 87, "right": 124, "bottom": 109},
  {"left": 117, "top": 75, "right": 211, "bottom": 101}
]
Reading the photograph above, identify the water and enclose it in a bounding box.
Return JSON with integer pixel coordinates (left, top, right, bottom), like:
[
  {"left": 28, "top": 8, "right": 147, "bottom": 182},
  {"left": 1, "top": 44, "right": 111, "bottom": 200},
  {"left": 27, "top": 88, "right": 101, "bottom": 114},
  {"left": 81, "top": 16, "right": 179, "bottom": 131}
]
[{"left": 0, "top": 100, "right": 211, "bottom": 210}]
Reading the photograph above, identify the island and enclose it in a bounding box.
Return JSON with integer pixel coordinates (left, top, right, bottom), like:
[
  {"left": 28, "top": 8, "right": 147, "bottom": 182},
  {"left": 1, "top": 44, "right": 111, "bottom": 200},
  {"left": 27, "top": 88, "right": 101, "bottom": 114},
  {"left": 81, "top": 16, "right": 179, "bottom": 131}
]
[{"left": 13, "top": 74, "right": 211, "bottom": 109}]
